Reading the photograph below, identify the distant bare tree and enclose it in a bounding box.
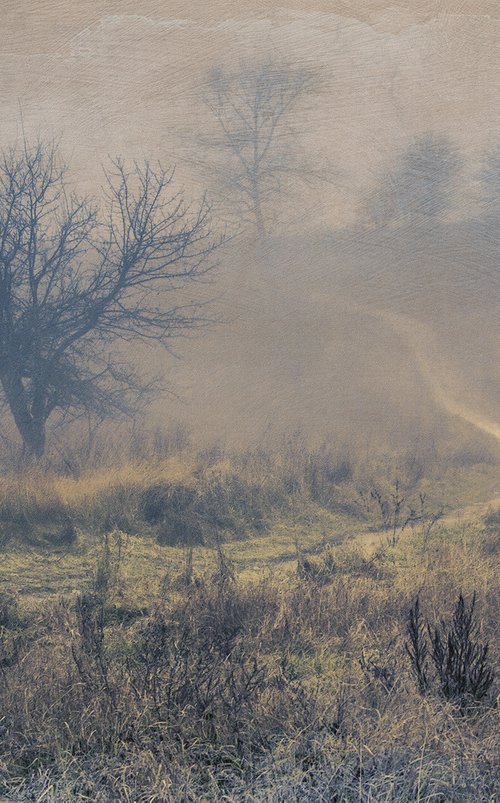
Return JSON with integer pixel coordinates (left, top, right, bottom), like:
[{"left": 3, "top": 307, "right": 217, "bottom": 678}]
[
  {"left": 479, "top": 148, "right": 500, "bottom": 221},
  {"left": 368, "top": 133, "right": 463, "bottom": 228},
  {"left": 202, "top": 62, "right": 321, "bottom": 239},
  {"left": 0, "top": 139, "right": 220, "bottom": 457}
]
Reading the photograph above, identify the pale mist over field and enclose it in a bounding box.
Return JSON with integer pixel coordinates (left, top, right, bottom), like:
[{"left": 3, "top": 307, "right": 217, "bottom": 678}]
[{"left": 1, "top": 0, "right": 499, "bottom": 457}]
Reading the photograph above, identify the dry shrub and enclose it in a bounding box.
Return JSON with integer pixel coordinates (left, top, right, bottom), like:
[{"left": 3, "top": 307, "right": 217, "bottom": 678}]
[
  {"left": 406, "top": 593, "right": 495, "bottom": 705},
  {"left": 0, "top": 449, "right": 498, "bottom": 800},
  {"left": 0, "top": 554, "right": 497, "bottom": 801}
]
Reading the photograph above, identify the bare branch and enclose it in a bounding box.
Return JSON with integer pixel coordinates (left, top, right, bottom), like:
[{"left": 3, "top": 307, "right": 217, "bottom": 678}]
[
  {"left": 0, "top": 138, "right": 222, "bottom": 457},
  {"left": 199, "top": 61, "right": 324, "bottom": 239}
]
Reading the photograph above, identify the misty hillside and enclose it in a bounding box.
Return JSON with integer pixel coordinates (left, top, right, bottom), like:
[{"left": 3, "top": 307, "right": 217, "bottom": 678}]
[
  {"left": 1, "top": 1, "right": 498, "bottom": 456},
  {"left": 159, "top": 225, "right": 499, "bottom": 450}
]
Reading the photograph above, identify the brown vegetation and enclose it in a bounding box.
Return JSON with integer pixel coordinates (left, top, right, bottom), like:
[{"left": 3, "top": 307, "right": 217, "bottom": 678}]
[{"left": 0, "top": 442, "right": 497, "bottom": 801}]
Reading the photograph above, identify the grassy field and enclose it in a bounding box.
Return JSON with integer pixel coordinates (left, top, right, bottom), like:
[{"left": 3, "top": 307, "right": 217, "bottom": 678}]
[{"left": 0, "top": 444, "right": 498, "bottom": 801}]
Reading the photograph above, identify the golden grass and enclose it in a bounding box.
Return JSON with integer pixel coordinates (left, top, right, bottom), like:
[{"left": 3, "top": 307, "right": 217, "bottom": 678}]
[
  {"left": 0, "top": 456, "right": 195, "bottom": 514},
  {"left": 0, "top": 511, "right": 497, "bottom": 800},
  {"left": 0, "top": 453, "right": 497, "bottom": 602},
  {"left": 0, "top": 451, "right": 498, "bottom": 800}
]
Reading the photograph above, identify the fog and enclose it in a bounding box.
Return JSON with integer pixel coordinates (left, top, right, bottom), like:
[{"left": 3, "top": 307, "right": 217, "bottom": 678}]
[
  {"left": 1, "top": 1, "right": 499, "bottom": 458},
  {"left": 158, "top": 226, "right": 499, "bottom": 452}
]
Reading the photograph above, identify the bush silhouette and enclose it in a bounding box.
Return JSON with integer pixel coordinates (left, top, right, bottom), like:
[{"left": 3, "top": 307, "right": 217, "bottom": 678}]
[{"left": 406, "top": 593, "right": 494, "bottom": 704}]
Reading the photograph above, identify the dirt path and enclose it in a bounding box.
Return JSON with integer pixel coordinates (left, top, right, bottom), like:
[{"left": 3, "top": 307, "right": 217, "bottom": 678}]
[
  {"left": 370, "top": 308, "right": 500, "bottom": 445},
  {"left": 349, "top": 494, "right": 500, "bottom": 553}
]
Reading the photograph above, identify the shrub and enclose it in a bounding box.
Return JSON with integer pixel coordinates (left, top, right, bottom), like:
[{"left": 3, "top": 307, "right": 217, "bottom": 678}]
[
  {"left": 406, "top": 593, "right": 495, "bottom": 704},
  {"left": 156, "top": 514, "right": 204, "bottom": 546},
  {"left": 49, "top": 520, "right": 77, "bottom": 546},
  {"left": 93, "top": 531, "right": 124, "bottom": 598},
  {"left": 405, "top": 597, "right": 429, "bottom": 693},
  {"left": 140, "top": 474, "right": 274, "bottom": 543},
  {"left": 483, "top": 506, "right": 500, "bottom": 532},
  {"left": 138, "top": 482, "right": 196, "bottom": 524},
  {"left": 0, "top": 490, "right": 76, "bottom": 547},
  {"left": 429, "top": 593, "right": 494, "bottom": 703}
]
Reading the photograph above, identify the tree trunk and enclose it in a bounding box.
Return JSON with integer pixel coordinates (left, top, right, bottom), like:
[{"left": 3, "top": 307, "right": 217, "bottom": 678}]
[
  {"left": 0, "top": 372, "right": 47, "bottom": 457},
  {"left": 22, "top": 419, "right": 46, "bottom": 458},
  {"left": 251, "top": 177, "right": 266, "bottom": 241}
]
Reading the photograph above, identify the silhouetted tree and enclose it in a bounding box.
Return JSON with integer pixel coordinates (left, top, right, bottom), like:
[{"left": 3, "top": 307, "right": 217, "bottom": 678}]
[
  {"left": 202, "top": 62, "right": 321, "bottom": 239},
  {"left": 0, "top": 139, "right": 220, "bottom": 457},
  {"left": 479, "top": 148, "right": 500, "bottom": 221},
  {"left": 368, "top": 133, "right": 463, "bottom": 228}
]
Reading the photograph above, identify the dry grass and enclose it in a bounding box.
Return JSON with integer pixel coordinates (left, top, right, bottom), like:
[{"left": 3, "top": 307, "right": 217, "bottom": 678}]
[{"left": 0, "top": 445, "right": 498, "bottom": 801}]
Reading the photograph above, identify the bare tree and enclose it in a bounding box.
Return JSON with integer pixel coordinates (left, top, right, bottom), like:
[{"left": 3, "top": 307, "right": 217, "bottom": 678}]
[
  {"left": 368, "top": 133, "right": 463, "bottom": 228},
  {"left": 202, "top": 62, "right": 321, "bottom": 240},
  {"left": 0, "top": 139, "right": 220, "bottom": 457},
  {"left": 479, "top": 147, "right": 500, "bottom": 221}
]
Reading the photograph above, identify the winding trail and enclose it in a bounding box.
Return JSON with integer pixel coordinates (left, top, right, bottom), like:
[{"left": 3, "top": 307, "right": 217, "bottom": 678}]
[{"left": 368, "top": 307, "right": 500, "bottom": 446}]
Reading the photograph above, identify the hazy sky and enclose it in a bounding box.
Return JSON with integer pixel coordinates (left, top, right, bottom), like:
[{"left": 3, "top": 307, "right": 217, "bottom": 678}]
[
  {"left": 2, "top": 1, "right": 500, "bottom": 227},
  {"left": 1, "top": 1, "right": 498, "bottom": 448}
]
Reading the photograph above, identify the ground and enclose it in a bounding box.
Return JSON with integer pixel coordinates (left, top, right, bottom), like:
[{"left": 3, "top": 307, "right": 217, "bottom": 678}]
[{"left": 0, "top": 449, "right": 498, "bottom": 801}]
